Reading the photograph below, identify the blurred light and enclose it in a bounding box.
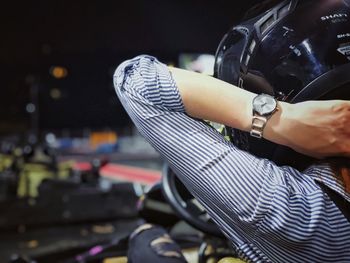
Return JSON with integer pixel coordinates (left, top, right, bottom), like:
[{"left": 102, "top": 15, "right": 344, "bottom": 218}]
[
  {"left": 14, "top": 148, "right": 23, "bottom": 157},
  {"left": 26, "top": 103, "right": 36, "bottom": 113},
  {"left": 45, "top": 133, "right": 56, "bottom": 145},
  {"left": 50, "top": 66, "right": 68, "bottom": 79},
  {"left": 50, "top": 88, "right": 62, "bottom": 100},
  {"left": 27, "top": 240, "right": 39, "bottom": 249}
]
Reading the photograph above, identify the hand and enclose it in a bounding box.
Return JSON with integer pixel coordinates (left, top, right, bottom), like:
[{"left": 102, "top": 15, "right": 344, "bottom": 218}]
[{"left": 264, "top": 100, "right": 350, "bottom": 159}]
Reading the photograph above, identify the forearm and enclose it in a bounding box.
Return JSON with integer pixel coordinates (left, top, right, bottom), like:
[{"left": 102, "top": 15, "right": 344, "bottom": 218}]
[
  {"left": 169, "top": 67, "right": 292, "bottom": 146},
  {"left": 169, "top": 66, "right": 350, "bottom": 158},
  {"left": 169, "top": 67, "right": 254, "bottom": 130}
]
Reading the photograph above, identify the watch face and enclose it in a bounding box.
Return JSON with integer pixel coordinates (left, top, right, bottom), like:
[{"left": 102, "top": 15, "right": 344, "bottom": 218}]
[{"left": 253, "top": 94, "right": 277, "bottom": 115}]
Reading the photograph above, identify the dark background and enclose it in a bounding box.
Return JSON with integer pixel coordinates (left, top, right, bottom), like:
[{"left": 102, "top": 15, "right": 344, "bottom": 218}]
[{"left": 0, "top": 0, "right": 261, "bottom": 134}]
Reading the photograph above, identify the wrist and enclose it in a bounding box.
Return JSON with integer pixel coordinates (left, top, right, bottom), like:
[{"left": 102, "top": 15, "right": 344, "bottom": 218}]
[{"left": 263, "top": 101, "right": 295, "bottom": 146}]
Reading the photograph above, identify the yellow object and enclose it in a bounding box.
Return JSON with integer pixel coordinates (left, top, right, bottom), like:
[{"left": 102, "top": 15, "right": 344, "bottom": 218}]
[
  {"left": 17, "top": 163, "right": 54, "bottom": 197},
  {"left": 89, "top": 131, "right": 118, "bottom": 149},
  {"left": 0, "top": 154, "right": 13, "bottom": 171},
  {"left": 103, "top": 257, "right": 127, "bottom": 263},
  {"left": 17, "top": 161, "right": 73, "bottom": 198},
  {"left": 218, "top": 257, "right": 246, "bottom": 263},
  {"left": 27, "top": 240, "right": 39, "bottom": 249},
  {"left": 182, "top": 247, "right": 199, "bottom": 263}
]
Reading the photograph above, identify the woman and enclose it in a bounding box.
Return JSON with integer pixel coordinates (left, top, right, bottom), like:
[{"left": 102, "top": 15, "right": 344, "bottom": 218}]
[{"left": 114, "top": 54, "right": 350, "bottom": 262}]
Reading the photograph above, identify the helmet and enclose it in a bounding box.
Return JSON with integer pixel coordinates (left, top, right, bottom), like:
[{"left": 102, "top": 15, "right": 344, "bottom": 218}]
[{"left": 214, "top": 0, "right": 350, "bottom": 169}]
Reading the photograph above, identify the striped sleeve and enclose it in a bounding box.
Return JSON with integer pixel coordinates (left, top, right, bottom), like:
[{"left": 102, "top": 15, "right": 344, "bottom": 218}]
[{"left": 114, "top": 55, "right": 350, "bottom": 263}]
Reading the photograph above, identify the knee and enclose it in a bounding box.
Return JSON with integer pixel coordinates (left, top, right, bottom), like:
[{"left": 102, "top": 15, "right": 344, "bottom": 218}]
[{"left": 128, "top": 224, "right": 187, "bottom": 263}]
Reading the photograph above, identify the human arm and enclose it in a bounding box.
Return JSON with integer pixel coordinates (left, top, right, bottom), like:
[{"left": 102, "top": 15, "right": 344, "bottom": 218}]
[{"left": 168, "top": 66, "right": 350, "bottom": 159}]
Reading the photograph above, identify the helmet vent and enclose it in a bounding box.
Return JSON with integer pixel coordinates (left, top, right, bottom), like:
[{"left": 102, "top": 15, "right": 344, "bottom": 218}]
[
  {"left": 260, "top": 14, "right": 275, "bottom": 34},
  {"left": 278, "top": 3, "right": 290, "bottom": 18},
  {"left": 255, "top": 0, "right": 294, "bottom": 36}
]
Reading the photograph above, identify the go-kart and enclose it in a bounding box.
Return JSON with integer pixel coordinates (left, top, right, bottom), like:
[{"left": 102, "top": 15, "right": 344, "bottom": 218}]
[
  {"left": 6, "top": 160, "right": 242, "bottom": 263},
  {"left": 67, "top": 163, "right": 242, "bottom": 263}
]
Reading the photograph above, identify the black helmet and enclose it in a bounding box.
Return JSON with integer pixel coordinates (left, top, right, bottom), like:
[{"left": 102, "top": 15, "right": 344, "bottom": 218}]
[{"left": 214, "top": 0, "right": 350, "bottom": 169}]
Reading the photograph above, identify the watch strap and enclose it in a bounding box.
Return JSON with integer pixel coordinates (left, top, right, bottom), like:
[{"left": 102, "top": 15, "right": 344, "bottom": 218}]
[{"left": 250, "top": 114, "right": 268, "bottom": 139}]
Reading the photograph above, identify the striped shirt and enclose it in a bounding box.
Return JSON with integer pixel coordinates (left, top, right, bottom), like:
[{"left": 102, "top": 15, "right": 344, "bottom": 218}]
[{"left": 114, "top": 55, "right": 350, "bottom": 263}]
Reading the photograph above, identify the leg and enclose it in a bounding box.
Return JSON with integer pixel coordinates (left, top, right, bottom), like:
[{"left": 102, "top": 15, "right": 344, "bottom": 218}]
[{"left": 127, "top": 224, "right": 187, "bottom": 263}]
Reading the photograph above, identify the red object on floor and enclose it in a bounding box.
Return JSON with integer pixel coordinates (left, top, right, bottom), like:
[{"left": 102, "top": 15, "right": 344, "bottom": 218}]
[
  {"left": 100, "top": 164, "right": 161, "bottom": 185},
  {"left": 73, "top": 162, "right": 92, "bottom": 171}
]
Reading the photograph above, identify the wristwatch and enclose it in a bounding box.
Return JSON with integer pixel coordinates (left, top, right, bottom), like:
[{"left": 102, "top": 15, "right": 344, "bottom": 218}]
[{"left": 250, "top": 94, "right": 278, "bottom": 139}]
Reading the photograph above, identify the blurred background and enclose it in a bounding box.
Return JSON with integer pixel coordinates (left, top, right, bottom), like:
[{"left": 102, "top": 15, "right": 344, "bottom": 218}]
[
  {"left": 1, "top": 0, "right": 260, "bottom": 135},
  {"left": 0, "top": 1, "right": 265, "bottom": 262}
]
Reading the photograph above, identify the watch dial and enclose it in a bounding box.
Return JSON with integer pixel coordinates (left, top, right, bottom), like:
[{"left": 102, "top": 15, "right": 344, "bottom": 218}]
[{"left": 254, "top": 95, "right": 277, "bottom": 115}]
